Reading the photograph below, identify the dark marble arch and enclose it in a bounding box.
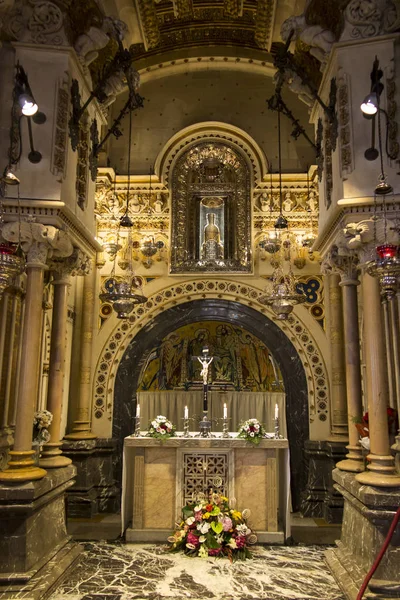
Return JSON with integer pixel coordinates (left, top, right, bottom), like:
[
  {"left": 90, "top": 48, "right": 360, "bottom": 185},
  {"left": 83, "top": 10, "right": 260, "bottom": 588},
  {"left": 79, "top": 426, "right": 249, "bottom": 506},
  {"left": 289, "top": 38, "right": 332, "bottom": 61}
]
[{"left": 113, "top": 299, "right": 309, "bottom": 512}]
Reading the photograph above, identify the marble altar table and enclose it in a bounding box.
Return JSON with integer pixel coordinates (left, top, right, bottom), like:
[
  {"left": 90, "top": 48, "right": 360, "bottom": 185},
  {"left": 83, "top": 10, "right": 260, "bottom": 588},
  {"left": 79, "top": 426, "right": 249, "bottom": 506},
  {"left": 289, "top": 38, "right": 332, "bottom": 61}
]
[{"left": 122, "top": 434, "right": 290, "bottom": 543}]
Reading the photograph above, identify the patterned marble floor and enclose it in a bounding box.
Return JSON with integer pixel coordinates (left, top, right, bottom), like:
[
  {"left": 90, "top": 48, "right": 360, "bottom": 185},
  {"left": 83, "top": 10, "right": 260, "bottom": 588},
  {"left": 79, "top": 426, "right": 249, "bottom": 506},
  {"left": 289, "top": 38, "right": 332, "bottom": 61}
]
[{"left": 49, "top": 542, "right": 345, "bottom": 600}]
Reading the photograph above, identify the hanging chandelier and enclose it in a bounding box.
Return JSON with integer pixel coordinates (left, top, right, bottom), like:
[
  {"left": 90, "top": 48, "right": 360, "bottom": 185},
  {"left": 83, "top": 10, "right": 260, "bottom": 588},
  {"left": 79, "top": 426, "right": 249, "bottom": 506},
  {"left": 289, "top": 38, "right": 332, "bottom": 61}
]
[
  {"left": 0, "top": 182, "right": 25, "bottom": 296},
  {"left": 99, "top": 111, "right": 147, "bottom": 318},
  {"left": 258, "top": 101, "right": 306, "bottom": 319},
  {"left": 0, "top": 244, "right": 24, "bottom": 296},
  {"left": 364, "top": 76, "right": 399, "bottom": 301}
]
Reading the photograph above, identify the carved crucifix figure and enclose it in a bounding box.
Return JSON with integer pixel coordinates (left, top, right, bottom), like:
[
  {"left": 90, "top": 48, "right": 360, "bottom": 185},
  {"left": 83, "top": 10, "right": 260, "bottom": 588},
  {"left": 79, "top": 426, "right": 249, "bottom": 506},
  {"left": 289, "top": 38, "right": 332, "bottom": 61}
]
[{"left": 196, "top": 347, "right": 213, "bottom": 412}]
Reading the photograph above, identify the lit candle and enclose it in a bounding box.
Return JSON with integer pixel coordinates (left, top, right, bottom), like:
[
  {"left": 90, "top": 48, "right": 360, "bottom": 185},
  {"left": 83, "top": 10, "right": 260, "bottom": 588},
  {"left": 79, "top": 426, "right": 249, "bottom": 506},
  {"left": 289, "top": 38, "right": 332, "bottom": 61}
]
[
  {"left": 275, "top": 403, "right": 279, "bottom": 420},
  {"left": 136, "top": 403, "right": 140, "bottom": 418},
  {"left": 223, "top": 403, "right": 227, "bottom": 420},
  {"left": 184, "top": 405, "right": 188, "bottom": 420}
]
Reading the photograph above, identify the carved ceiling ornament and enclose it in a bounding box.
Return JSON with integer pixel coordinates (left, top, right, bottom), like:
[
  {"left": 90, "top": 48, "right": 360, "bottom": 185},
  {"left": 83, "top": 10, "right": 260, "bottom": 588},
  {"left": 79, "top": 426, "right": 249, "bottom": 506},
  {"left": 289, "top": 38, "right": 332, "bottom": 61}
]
[{"left": 170, "top": 141, "right": 251, "bottom": 273}]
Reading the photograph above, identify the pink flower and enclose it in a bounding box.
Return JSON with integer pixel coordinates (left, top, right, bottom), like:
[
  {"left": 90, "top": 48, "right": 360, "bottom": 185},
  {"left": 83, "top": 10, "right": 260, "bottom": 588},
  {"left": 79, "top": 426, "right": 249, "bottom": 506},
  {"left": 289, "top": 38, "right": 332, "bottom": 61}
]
[
  {"left": 222, "top": 517, "right": 232, "bottom": 532},
  {"left": 187, "top": 532, "right": 200, "bottom": 547},
  {"left": 208, "top": 548, "right": 221, "bottom": 556},
  {"left": 235, "top": 535, "right": 246, "bottom": 549},
  {"left": 194, "top": 511, "right": 202, "bottom": 521}
]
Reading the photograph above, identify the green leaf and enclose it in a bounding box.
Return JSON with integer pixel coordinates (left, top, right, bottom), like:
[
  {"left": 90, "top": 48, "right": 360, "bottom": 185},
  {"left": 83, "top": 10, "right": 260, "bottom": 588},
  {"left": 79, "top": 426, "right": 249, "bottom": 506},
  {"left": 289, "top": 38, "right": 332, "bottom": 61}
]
[
  {"left": 206, "top": 532, "right": 221, "bottom": 549},
  {"left": 182, "top": 506, "right": 194, "bottom": 520},
  {"left": 211, "top": 521, "right": 223, "bottom": 534}
]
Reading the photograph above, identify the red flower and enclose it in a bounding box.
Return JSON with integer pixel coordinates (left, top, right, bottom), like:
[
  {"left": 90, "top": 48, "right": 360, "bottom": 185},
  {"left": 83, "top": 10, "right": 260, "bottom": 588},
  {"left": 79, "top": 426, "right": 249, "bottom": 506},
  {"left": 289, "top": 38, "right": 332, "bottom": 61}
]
[
  {"left": 187, "top": 532, "right": 200, "bottom": 547},
  {"left": 235, "top": 535, "right": 246, "bottom": 549},
  {"left": 208, "top": 548, "right": 221, "bottom": 556},
  {"left": 206, "top": 504, "right": 213, "bottom": 512}
]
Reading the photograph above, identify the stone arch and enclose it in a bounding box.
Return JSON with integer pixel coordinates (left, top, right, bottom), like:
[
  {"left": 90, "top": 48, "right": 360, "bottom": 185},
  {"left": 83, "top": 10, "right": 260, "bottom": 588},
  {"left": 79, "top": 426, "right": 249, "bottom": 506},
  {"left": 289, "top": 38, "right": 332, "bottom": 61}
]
[
  {"left": 154, "top": 121, "right": 269, "bottom": 185},
  {"left": 112, "top": 299, "right": 308, "bottom": 511},
  {"left": 93, "top": 279, "right": 329, "bottom": 512}
]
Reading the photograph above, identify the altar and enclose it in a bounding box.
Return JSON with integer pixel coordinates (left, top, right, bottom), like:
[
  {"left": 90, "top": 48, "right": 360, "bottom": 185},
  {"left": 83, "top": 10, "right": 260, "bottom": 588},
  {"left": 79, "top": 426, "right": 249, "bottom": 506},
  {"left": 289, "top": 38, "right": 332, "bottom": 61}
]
[{"left": 122, "top": 434, "right": 291, "bottom": 544}]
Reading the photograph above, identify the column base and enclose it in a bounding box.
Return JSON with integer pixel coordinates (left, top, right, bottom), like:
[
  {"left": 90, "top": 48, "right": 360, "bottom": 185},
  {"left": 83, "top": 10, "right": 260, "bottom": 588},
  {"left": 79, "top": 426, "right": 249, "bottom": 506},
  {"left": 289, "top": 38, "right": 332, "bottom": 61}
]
[
  {"left": 326, "top": 469, "right": 400, "bottom": 599},
  {"left": 39, "top": 442, "right": 72, "bottom": 468},
  {"left": 355, "top": 453, "right": 400, "bottom": 487},
  {"left": 64, "top": 422, "right": 97, "bottom": 441},
  {"left": 336, "top": 444, "right": 365, "bottom": 473},
  {"left": 0, "top": 465, "right": 81, "bottom": 600},
  {"left": 0, "top": 450, "right": 47, "bottom": 482}
]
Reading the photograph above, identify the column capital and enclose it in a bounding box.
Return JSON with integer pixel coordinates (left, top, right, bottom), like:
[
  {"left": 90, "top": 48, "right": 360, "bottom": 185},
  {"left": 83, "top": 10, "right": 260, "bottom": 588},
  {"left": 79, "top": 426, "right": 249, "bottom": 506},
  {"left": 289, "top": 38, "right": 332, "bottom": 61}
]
[
  {"left": 1, "top": 222, "right": 75, "bottom": 269},
  {"left": 49, "top": 248, "right": 92, "bottom": 282}
]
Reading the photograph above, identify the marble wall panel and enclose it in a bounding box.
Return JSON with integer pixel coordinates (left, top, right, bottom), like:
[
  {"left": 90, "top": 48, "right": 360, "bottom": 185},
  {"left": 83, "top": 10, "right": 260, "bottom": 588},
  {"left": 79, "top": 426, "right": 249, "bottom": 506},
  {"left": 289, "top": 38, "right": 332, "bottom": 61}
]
[
  {"left": 235, "top": 448, "right": 269, "bottom": 531},
  {"left": 143, "top": 448, "right": 176, "bottom": 530},
  {"left": 114, "top": 300, "right": 309, "bottom": 512}
]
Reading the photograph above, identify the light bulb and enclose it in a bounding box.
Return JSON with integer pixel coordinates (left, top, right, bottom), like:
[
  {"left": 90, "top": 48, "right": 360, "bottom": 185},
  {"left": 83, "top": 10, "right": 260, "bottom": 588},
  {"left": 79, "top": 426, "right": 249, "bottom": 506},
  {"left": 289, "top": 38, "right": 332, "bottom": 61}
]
[{"left": 360, "top": 93, "right": 378, "bottom": 116}]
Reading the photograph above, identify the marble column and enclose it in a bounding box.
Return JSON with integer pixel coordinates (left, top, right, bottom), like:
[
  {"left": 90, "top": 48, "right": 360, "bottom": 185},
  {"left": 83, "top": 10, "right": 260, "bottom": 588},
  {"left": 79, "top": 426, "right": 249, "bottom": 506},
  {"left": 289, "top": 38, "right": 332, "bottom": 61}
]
[
  {"left": 382, "top": 300, "right": 395, "bottom": 409},
  {"left": 355, "top": 272, "right": 400, "bottom": 486},
  {"left": 0, "top": 292, "right": 11, "bottom": 431},
  {"left": 389, "top": 294, "right": 400, "bottom": 459},
  {"left": 336, "top": 267, "right": 364, "bottom": 473},
  {"left": 0, "top": 246, "right": 48, "bottom": 482},
  {"left": 40, "top": 273, "right": 72, "bottom": 468},
  {"left": 65, "top": 263, "right": 96, "bottom": 440},
  {"left": 326, "top": 273, "right": 348, "bottom": 442},
  {"left": 1, "top": 288, "right": 20, "bottom": 432}
]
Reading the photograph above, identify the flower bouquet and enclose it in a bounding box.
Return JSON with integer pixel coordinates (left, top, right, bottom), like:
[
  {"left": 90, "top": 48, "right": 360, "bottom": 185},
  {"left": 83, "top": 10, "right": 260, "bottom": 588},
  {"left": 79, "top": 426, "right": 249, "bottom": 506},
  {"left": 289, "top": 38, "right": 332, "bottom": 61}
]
[
  {"left": 33, "top": 410, "right": 53, "bottom": 444},
  {"left": 237, "top": 418, "right": 265, "bottom": 445},
  {"left": 168, "top": 492, "right": 256, "bottom": 561},
  {"left": 148, "top": 415, "right": 175, "bottom": 439}
]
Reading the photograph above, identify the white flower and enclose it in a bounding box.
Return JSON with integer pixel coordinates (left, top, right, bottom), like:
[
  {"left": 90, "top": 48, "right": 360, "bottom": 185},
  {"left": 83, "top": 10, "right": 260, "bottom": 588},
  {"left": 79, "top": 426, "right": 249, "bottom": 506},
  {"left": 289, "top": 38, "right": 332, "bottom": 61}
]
[
  {"left": 250, "top": 432, "right": 255, "bottom": 437},
  {"left": 151, "top": 420, "right": 157, "bottom": 428},
  {"left": 197, "top": 522, "right": 210, "bottom": 534},
  {"left": 216, "top": 535, "right": 224, "bottom": 544},
  {"left": 199, "top": 535, "right": 206, "bottom": 543},
  {"left": 236, "top": 524, "right": 250, "bottom": 535},
  {"left": 161, "top": 429, "right": 166, "bottom": 434},
  {"left": 194, "top": 505, "right": 203, "bottom": 512},
  {"left": 228, "top": 538, "right": 237, "bottom": 549},
  {"left": 186, "top": 517, "right": 195, "bottom": 525}
]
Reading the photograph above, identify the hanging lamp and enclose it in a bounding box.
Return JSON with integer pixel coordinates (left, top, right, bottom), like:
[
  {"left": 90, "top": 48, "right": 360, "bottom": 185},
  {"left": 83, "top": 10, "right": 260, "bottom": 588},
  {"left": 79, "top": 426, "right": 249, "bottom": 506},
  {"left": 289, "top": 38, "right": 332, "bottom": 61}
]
[
  {"left": 99, "top": 110, "right": 147, "bottom": 318},
  {"left": 0, "top": 184, "right": 25, "bottom": 297},
  {"left": 259, "top": 101, "right": 306, "bottom": 319}
]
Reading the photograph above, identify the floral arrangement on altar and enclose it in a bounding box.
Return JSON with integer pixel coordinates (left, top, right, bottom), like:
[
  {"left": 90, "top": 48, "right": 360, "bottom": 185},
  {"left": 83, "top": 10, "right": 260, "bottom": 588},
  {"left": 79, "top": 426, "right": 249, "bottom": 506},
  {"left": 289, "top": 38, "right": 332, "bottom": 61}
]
[
  {"left": 168, "top": 491, "right": 256, "bottom": 561},
  {"left": 33, "top": 410, "right": 53, "bottom": 445},
  {"left": 148, "top": 415, "right": 175, "bottom": 439},
  {"left": 237, "top": 418, "right": 265, "bottom": 445}
]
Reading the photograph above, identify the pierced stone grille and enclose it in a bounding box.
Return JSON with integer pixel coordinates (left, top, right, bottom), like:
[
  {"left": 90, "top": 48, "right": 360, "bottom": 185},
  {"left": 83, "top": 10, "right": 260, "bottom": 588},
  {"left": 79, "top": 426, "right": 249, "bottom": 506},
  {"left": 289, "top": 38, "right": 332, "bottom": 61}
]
[{"left": 183, "top": 452, "right": 228, "bottom": 504}]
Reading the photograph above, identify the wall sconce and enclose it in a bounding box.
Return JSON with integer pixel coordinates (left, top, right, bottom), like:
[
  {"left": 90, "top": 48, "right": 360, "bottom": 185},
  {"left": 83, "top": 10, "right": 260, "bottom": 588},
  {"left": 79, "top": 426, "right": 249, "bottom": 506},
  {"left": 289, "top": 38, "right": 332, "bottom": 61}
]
[
  {"left": 1, "top": 63, "right": 46, "bottom": 184},
  {"left": 361, "top": 57, "right": 398, "bottom": 171}
]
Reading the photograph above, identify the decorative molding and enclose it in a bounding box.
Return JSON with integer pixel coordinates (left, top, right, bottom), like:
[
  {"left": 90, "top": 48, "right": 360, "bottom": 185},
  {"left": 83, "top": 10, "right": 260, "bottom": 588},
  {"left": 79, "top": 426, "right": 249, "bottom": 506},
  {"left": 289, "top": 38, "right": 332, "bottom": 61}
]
[
  {"left": 254, "top": 0, "right": 276, "bottom": 50},
  {"left": 51, "top": 76, "right": 70, "bottom": 179},
  {"left": 156, "top": 122, "right": 269, "bottom": 186},
  {"left": 337, "top": 71, "right": 354, "bottom": 177},
  {"left": 93, "top": 279, "right": 329, "bottom": 424}
]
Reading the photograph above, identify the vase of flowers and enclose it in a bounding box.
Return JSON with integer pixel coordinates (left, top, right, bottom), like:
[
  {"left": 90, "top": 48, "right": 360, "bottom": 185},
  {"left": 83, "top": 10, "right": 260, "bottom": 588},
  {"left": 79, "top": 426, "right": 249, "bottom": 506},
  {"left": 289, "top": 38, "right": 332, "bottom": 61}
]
[
  {"left": 168, "top": 492, "right": 256, "bottom": 561},
  {"left": 237, "top": 418, "right": 265, "bottom": 445},
  {"left": 148, "top": 415, "right": 175, "bottom": 439},
  {"left": 32, "top": 410, "right": 53, "bottom": 465}
]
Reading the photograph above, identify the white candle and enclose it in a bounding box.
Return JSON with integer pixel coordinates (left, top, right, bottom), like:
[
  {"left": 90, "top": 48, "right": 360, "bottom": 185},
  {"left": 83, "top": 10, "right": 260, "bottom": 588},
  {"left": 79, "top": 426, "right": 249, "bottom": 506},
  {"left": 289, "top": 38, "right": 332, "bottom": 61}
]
[
  {"left": 184, "top": 405, "right": 188, "bottom": 420},
  {"left": 223, "top": 403, "right": 227, "bottom": 420},
  {"left": 275, "top": 403, "right": 279, "bottom": 420},
  {"left": 136, "top": 403, "right": 140, "bottom": 418}
]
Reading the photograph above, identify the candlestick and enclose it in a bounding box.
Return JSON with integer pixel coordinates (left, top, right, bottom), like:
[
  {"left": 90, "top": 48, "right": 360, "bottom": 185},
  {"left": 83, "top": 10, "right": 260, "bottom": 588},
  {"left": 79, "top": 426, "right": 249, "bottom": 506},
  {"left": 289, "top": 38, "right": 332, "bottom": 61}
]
[
  {"left": 223, "top": 403, "right": 227, "bottom": 420},
  {"left": 222, "top": 417, "right": 230, "bottom": 438},
  {"left": 183, "top": 417, "right": 190, "bottom": 437},
  {"left": 274, "top": 415, "right": 280, "bottom": 439},
  {"left": 134, "top": 415, "right": 141, "bottom": 437}
]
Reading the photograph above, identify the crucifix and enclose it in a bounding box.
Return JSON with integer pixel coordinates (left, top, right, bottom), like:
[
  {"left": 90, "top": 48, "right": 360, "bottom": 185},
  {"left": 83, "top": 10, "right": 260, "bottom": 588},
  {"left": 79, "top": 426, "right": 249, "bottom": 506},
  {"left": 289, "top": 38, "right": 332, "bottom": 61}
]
[{"left": 195, "top": 347, "right": 214, "bottom": 436}]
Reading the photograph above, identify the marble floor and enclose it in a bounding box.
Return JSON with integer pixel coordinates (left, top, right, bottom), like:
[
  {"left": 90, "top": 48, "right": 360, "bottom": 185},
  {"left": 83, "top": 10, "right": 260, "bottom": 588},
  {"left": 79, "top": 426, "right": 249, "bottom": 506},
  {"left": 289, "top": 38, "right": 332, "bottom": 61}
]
[{"left": 49, "top": 542, "right": 345, "bottom": 600}]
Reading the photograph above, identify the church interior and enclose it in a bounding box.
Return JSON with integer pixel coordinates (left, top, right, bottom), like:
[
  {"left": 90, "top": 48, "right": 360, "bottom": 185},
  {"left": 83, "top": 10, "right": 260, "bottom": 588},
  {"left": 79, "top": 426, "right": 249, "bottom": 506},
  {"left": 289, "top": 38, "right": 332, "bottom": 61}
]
[{"left": 0, "top": 0, "right": 399, "bottom": 598}]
